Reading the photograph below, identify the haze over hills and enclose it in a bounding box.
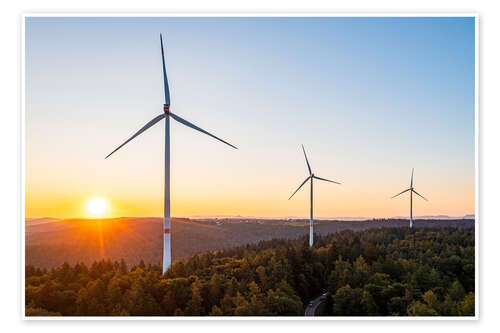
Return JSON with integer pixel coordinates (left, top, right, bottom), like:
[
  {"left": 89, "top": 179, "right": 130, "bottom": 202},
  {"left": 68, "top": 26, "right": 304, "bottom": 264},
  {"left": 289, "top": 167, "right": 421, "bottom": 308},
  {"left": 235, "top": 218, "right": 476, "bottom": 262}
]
[
  {"left": 167, "top": 215, "right": 475, "bottom": 221},
  {"left": 25, "top": 217, "right": 474, "bottom": 269}
]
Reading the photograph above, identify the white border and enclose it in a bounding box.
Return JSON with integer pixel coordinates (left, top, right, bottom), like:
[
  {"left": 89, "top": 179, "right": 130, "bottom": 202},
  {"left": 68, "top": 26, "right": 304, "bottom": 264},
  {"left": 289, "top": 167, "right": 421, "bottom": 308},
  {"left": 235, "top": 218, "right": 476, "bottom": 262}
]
[
  {"left": 21, "top": 13, "right": 479, "bottom": 321},
  {"left": 474, "top": 13, "right": 479, "bottom": 321},
  {"left": 21, "top": 10, "right": 26, "bottom": 323}
]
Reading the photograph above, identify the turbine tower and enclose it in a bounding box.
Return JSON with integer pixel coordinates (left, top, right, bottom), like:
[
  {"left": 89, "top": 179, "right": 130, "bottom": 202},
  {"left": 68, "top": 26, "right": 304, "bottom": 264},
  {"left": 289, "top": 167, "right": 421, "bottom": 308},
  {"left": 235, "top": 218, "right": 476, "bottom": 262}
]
[
  {"left": 391, "top": 168, "right": 428, "bottom": 228},
  {"left": 106, "top": 34, "right": 237, "bottom": 273},
  {"left": 288, "top": 145, "right": 340, "bottom": 246}
]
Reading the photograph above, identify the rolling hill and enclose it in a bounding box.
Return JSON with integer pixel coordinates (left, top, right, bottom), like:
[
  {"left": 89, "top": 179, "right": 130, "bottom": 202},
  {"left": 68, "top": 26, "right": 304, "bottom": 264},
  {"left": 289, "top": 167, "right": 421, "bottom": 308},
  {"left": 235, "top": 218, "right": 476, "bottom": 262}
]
[{"left": 25, "top": 217, "right": 474, "bottom": 269}]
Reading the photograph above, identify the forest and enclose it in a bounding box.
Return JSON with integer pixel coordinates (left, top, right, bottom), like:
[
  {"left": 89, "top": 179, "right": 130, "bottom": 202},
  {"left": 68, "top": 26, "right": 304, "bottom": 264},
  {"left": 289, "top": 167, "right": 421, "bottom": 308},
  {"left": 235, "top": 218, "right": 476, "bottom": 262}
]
[{"left": 25, "top": 226, "right": 475, "bottom": 316}]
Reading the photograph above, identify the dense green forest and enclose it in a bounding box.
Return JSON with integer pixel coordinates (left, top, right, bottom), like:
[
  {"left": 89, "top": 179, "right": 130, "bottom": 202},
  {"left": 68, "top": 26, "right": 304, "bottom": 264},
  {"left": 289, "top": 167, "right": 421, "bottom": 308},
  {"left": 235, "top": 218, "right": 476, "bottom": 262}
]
[{"left": 25, "top": 226, "right": 475, "bottom": 316}]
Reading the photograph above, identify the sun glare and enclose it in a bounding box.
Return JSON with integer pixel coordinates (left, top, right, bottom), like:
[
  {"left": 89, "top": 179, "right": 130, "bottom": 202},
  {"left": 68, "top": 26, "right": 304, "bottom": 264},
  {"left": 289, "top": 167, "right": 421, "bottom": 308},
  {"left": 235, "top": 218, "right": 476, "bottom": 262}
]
[{"left": 86, "top": 197, "right": 109, "bottom": 217}]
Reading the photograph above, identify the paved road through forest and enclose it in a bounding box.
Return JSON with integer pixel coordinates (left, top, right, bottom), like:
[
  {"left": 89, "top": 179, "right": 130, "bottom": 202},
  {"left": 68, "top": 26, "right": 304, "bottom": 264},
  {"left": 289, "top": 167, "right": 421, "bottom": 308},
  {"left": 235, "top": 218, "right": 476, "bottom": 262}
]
[{"left": 304, "top": 295, "right": 325, "bottom": 316}]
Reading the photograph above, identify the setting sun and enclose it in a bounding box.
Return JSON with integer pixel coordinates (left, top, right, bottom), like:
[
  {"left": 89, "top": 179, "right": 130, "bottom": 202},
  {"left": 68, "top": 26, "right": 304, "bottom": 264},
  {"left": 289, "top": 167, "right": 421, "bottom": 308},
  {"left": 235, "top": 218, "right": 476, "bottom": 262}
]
[{"left": 85, "top": 197, "right": 109, "bottom": 217}]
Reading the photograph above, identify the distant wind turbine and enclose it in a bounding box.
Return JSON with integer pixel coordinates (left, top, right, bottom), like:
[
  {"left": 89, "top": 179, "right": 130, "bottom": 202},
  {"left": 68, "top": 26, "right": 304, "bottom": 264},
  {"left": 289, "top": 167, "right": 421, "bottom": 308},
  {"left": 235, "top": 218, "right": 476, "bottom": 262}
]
[
  {"left": 288, "top": 145, "right": 341, "bottom": 246},
  {"left": 391, "top": 168, "right": 428, "bottom": 228},
  {"left": 105, "top": 34, "right": 237, "bottom": 273}
]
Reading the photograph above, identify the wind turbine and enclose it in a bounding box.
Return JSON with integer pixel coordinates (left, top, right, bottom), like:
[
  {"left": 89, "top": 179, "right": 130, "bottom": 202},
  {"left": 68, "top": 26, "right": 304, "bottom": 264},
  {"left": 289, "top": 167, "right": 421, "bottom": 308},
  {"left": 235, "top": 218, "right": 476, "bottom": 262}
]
[
  {"left": 105, "top": 34, "right": 237, "bottom": 273},
  {"left": 391, "top": 168, "right": 428, "bottom": 228},
  {"left": 288, "top": 145, "right": 341, "bottom": 247}
]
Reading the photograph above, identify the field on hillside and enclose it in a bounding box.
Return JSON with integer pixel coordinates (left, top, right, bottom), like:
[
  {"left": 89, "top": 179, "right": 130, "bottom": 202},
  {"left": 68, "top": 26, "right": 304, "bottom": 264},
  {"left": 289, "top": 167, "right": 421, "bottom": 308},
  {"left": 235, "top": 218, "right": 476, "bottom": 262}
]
[{"left": 26, "top": 217, "right": 474, "bottom": 269}]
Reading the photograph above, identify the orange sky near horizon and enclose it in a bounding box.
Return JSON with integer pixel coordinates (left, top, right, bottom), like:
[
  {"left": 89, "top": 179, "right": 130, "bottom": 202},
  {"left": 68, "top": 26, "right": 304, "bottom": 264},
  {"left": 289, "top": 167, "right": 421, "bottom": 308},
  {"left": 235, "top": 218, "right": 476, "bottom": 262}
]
[{"left": 26, "top": 159, "right": 474, "bottom": 219}]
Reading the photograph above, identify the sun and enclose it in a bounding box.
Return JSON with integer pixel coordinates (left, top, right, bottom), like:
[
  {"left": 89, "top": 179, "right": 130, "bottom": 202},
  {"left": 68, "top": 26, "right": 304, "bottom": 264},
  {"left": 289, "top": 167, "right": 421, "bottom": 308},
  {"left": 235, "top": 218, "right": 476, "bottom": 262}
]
[{"left": 86, "top": 197, "right": 109, "bottom": 217}]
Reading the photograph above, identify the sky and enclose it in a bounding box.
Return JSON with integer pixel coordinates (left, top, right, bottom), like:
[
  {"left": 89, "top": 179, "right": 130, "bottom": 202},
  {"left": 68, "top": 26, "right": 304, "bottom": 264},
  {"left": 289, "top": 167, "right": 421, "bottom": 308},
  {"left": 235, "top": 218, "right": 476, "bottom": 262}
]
[{"left": 25, "top": 16, "right": 475, "bottom": 219}]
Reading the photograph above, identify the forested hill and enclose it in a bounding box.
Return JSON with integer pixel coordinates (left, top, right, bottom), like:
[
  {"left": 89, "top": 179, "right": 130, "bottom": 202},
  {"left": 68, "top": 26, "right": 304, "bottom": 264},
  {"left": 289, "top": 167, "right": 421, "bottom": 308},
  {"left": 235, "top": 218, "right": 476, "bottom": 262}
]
[
  {"left": 26, "top": 217, "right": 474, "bottom": 269},
  {"left": 26, "top": 226, "right": 474, "bottom": 317}
]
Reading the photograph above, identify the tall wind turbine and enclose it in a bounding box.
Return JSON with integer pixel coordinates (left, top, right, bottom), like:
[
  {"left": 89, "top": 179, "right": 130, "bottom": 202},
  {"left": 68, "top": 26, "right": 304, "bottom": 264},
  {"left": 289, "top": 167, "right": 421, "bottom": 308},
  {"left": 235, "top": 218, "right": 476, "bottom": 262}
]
[
  {"left": 288, "top": 145, "right": 341, "bottom": 247},
  {"left": 391, "top": 168, "right": 428, "bottom": 228},
  {"left": 105, "top": 34, "right": 237, "bottom": 273}
]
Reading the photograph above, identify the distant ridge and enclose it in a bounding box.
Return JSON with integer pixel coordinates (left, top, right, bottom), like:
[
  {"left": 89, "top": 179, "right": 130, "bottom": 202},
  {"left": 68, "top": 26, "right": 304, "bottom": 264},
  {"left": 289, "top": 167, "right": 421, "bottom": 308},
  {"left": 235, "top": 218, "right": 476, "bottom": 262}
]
[
  {"left": 26, "top": 214, "right": 475, "bottom": 223},
  {"left": 25, "top": 216, "right": 474, "bottom": 269},
  {"left": 185, "top": 214, "right": 475, "bottom": 221},
  {"left": 26, "top": 217, "right": 62, "bottom": 225},
  {"left": 391, "top": 214, "right": 475, "bottom": 220}
]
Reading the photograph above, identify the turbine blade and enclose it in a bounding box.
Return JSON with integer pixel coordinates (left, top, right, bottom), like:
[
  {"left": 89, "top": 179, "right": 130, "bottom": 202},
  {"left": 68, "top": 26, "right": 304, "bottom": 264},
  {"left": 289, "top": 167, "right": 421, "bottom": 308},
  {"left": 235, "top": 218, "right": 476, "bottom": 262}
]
[
  {"left": 391, "top": 188, "right": 410, "bottom": 199},
  {"left": 169, "top": 112, "right": 237, "bottom": 149},
  {"left": 288, "top": 176, "right": 311, "bottom": 200},
  {"left": 411, "top": 168, "right": 414, "bottom": 188},
  {"left": 105, "top": 114, "right": 166, "bottom": 159},
  {"left": 412, "top": 189, "right": 428, "bottom": 201},
  {"left": 302, "top": 144, "right": 312, "bottom": 174},
  {"left": 160, "top": 33, "right": 170, "bottom": 106},
  {"left": 313, "top": 175, "right": 341, "bottom": 184}
]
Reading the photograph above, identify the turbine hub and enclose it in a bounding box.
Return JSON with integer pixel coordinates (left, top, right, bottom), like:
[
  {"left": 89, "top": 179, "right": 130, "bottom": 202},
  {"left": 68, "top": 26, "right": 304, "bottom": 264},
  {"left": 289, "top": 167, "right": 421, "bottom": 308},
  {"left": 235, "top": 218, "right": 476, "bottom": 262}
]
[{"left": 163, "top": 104, "right": 170, "bottom": 114}]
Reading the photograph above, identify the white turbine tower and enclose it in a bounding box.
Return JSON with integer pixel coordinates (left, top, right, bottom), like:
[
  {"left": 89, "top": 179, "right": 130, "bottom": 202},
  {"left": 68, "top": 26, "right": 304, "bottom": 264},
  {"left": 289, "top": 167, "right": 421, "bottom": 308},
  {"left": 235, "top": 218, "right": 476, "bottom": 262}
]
[
  {"left": 391, "top": 168, "right": 428, "bottom": 228},
  {"left": 288, "top": 145, "right": 341, "bottom": 247},
  {"left": 105, "top": 34, "right": 237, "bottom": 273}
]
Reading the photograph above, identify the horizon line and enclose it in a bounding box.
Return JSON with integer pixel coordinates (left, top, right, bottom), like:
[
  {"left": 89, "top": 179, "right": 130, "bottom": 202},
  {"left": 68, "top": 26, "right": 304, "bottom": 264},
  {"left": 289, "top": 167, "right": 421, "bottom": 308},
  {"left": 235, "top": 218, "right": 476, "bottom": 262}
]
[{"left": 26, "top": 213, "right": 475, "bottom": 221}]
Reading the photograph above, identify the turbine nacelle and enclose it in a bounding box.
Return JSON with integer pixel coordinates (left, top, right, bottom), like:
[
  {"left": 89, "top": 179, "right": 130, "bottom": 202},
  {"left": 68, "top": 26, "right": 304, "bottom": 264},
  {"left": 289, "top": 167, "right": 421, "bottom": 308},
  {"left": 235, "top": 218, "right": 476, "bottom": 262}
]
[{"left": 163, "top": 104, "right": 170, "bottom": 114}]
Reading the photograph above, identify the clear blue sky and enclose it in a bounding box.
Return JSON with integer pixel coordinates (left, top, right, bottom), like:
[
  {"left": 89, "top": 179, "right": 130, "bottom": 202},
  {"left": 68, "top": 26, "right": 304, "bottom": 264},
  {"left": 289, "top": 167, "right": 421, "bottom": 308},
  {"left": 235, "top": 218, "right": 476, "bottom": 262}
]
[{"left": 25, "top": 16, "right": 475, "bottom": 218}]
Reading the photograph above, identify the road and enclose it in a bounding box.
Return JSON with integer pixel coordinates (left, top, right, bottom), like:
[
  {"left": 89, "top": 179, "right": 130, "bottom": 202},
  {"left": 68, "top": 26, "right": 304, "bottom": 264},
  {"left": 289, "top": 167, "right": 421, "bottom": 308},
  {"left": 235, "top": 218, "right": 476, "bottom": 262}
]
[{"left": 304, "top": 295, "right": 325, "bottom": 316}]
